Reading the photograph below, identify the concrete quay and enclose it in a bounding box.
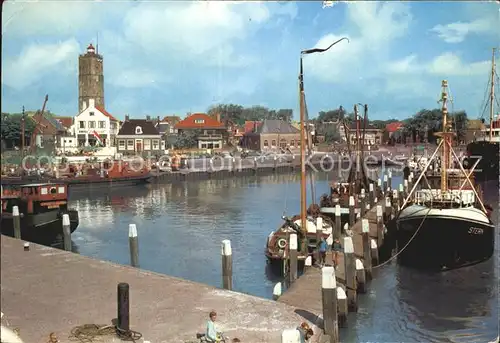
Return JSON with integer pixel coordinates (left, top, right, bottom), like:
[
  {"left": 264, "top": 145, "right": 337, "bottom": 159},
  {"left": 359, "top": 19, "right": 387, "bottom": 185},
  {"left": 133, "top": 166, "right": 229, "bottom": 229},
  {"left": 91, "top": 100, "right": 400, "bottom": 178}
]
[{"left": 1, "top": 236, "right": 313, "bottom": 343}]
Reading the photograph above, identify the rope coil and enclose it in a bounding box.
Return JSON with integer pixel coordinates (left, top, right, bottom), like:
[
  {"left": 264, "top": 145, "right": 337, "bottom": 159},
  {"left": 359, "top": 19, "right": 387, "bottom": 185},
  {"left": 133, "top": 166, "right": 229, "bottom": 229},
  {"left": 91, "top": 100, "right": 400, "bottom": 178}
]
[{"left": 69, "top": 324, "right": 142, "bottom": 343}]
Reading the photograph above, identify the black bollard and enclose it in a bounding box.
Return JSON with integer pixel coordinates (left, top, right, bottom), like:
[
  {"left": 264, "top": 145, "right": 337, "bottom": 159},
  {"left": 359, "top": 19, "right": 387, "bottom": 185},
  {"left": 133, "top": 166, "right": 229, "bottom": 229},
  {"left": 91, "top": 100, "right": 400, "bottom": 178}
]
[{"left": 117, "top": 283, "right": 130, "bottom": 332}]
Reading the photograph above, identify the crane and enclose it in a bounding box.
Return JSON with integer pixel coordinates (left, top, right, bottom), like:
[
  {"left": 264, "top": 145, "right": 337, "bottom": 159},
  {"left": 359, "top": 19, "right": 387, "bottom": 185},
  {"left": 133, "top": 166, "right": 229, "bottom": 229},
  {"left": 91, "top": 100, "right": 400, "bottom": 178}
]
[{"left": 29, "top": 94, "right": 49, "bottom": 153}]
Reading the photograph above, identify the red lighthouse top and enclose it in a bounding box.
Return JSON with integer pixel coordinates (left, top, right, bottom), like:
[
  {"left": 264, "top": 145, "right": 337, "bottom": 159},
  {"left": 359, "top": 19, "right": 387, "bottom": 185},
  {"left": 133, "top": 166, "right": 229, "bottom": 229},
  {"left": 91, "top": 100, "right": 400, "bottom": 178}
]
[{"left": 87, "top": 44, "right": 95, "bottom": 54}]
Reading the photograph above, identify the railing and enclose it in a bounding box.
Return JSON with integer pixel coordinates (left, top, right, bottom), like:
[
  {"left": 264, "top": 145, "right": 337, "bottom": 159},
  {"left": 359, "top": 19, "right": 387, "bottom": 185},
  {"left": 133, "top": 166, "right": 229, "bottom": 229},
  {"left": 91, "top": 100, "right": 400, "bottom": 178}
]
[{"left": 414, "top": 189, "right": 476, "bottom": 206}]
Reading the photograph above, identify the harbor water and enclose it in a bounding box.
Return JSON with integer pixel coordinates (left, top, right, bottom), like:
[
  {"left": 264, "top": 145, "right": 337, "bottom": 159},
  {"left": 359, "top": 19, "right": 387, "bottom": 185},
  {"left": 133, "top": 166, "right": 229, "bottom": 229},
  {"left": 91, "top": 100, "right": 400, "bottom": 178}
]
[{"left": 67, "top": 170, "right": 499, "bottom": 343}]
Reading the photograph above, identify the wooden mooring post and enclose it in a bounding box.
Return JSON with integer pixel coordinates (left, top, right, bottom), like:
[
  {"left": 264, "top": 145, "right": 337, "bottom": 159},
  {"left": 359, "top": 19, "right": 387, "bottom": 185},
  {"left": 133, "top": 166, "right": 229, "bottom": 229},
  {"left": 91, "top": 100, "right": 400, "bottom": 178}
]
[
  {"left": 128, "top": 224, "right": 139, "bottom": 268},
  {"left": 371, "top": 239, "right": 379, "bottom": 265},
  {"left": 387, "top": 170, "right": 392, "bottom": 190},
  {"left": 403, "top": 179, "right": 409, "bottom": 198},
  {"left": 385, "top": 197, "right": 393, "bottom": 220},
  {"left": 316, "top": 217, "right": 323, "bottom": 265},
  {"left": 12, "top": 206, "right": 21, "bottom": 239},
  {"left": 361, "top": 218, "right": 372, "bottom": 279},
  {"left": 376, "top": 205, "right": 384, "bottom": 247},
  {"left": 337, "top": 287, "right": 348, "bottom": 328},
  {"left": 359, "top": 189, "right": 366, "bottom": 216},
  {"left": 321, "top": 266, "right": 339, "bottom": 342},
  {"left": 289, "top": 233, "right": 298, "bottom": 284},
  {"left": 62, "top": 214, "right": 71, "bottom": 252},
  {"left": 343, "top": 236, "right": 357, "bottom": 312},
  {"left": 355, "top": 258, "right": 366, "bottom": 293},
  {"left": 221, "top": 239, "right": 233, "bottom": 290},
  {"left": 383, "top": 174, "right": 388, "bottom": 194},
  {"left": 349, "top": 196, "right": 355, "bottom": 227},
  {"left": 335, "top": 204, "right": 341, "bottom": 238},
  {"left": 369, "top": 183, "right": 375, "bottom": 208}
]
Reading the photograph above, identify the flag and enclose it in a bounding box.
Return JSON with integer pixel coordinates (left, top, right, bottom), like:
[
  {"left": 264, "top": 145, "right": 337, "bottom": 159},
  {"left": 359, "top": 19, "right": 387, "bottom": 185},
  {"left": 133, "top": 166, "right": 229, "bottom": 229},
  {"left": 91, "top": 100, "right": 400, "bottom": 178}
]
[
  {"left": 92, "top": 130, "right": 104, "bottom": 146},
  {"left": 322, "top": 1, "right": 335, "bottom": 8}
]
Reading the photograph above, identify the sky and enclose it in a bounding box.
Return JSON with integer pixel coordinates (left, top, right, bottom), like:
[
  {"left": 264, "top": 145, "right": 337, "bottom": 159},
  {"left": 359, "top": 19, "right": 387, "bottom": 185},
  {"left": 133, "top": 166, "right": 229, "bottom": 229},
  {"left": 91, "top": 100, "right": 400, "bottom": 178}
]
[{"left": 1, "top": 0, "right": 499, "bottom": 121}]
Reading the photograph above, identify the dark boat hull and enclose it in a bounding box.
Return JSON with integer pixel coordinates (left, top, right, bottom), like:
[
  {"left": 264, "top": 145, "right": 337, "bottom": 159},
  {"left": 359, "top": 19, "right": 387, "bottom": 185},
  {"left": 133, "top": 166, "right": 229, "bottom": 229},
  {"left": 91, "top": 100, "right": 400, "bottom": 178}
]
[
  {"left": 466, "top": 141, "right": 499, "bottom": 181},
  {"left": 1, "top": 174, "right": 153, "bottom": 189},
  {"left": 394, "top": 212, "right": 495, "bottom": 270},
  {"left": 266, "top": 254, "right": 307, "bottom": 274},
  {"left": 1, "top": 209, "right": 79, "bottom": 242}
]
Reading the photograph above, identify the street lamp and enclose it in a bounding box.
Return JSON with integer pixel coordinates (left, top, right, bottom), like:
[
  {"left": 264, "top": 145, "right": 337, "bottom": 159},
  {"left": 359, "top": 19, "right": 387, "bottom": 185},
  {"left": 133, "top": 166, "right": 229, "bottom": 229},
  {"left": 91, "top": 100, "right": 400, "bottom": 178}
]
[{"left": 298, "top": 37, "right": 349, "bottom": 246}]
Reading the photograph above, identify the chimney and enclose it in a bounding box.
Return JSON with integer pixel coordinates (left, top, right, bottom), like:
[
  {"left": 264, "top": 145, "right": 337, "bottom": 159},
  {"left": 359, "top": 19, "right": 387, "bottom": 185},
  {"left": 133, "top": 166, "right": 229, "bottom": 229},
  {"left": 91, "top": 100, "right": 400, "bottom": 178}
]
[
  {"left": 157, "top": 116, "right": 160, "bottom": 125},
  {"left": 125, "top": 115, "right": 130, "bottom": 122},
  {"left": 89, "top": 99, "right": 95, "bottom": 108},
  {"left": 146, "top": 115, "right": 151, "bottom": 121},
  {"left": 216, "top": 113, "right": 221, "bottom": 123},
  {"left": 82, "top": 101, "right": 87, "bottom": 111}
]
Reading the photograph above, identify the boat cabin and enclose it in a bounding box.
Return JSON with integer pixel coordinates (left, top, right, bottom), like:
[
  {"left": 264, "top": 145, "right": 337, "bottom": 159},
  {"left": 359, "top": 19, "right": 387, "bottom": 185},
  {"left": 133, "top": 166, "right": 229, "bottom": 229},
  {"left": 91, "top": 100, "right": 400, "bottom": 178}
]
[
  {"left": 1, "top": 183, "right": 70, "bottom": 215},
  {"left": 425, "top": 169, "right": 475, "bottom": 190}
]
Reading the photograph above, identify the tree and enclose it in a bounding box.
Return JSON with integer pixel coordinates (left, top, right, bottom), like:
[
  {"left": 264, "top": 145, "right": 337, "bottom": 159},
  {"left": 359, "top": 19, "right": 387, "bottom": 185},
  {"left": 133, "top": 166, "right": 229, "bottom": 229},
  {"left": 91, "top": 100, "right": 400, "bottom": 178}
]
[
  {"left": 323, "top": 125, "right": 341, "bottom": 143},
  {"left": 207, "top": 104, "right": 294, "bottom": 124},
  {"left": 317, "top": 107, "right": 346, "bottom": 123},
  {"left": 1, "top": 113, "right": 36, "bottom": 148},
  {"left": 173, "top": 130, "right": 199, "bottom": 149}
]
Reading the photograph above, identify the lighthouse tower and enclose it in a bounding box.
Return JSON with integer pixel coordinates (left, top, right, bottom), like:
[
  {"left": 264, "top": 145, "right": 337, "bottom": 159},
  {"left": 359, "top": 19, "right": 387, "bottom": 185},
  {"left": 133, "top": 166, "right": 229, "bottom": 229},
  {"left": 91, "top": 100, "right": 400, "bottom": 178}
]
[{"left": 78, "top": 43, "right": 104, "bottom": 112}]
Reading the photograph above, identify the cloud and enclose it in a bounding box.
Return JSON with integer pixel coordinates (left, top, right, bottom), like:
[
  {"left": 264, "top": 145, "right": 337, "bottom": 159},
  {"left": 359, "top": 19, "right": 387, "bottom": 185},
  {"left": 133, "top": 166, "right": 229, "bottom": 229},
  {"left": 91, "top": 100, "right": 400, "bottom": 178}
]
[
  {"left": 2, "top": 39, "right": 80, "bottom": 90},
  {"left": 304, "top": 2, "right": 413, "bottom": 83},
  {"left": 430, "top": 19, "right": 493, "bottom": 43}
]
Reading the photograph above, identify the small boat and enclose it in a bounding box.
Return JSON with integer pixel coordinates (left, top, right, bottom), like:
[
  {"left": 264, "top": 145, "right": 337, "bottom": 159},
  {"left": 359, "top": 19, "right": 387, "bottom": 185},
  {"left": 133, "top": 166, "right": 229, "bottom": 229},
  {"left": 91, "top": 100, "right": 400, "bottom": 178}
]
[
  {"left": 266, "top": 213, "right": 334, "bottom": 272},
  {"left": 1, "top": 182, "right": 79, "bottom": 242},
  {"left": 390, "top": 80, "right": 495, "bottom": 271}
]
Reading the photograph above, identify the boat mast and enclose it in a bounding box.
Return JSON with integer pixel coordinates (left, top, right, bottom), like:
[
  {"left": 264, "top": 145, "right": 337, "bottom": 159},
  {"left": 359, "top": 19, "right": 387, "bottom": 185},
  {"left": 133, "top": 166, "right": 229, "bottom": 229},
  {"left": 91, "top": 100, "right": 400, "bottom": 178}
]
[
  {"left": 437, "top": 80, "right": 454, "bottom": 192},
  {"left": 489, "top": 47, "right": 496, "bottom": 141},
  {"left": 299, "top": 56, "right": 307, "bottom": 251}
]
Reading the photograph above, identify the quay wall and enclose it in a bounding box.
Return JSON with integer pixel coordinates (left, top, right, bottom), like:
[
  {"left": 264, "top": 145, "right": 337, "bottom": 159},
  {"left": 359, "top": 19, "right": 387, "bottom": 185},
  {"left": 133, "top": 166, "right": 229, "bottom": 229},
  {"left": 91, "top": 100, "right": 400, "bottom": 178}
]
[{"left": 0, "top": 236, "right": 317, "bottom": 343}]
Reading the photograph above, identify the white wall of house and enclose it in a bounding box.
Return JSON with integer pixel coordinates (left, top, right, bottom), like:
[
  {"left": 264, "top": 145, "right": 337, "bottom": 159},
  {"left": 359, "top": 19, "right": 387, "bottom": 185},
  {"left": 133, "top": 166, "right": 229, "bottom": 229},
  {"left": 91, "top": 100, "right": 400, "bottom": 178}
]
[
  {"left": 74, "top": 99, "right": 119, "bottom": 147},
  {"left": 116, "top": 135, "right": 163, "bottom": 152}
]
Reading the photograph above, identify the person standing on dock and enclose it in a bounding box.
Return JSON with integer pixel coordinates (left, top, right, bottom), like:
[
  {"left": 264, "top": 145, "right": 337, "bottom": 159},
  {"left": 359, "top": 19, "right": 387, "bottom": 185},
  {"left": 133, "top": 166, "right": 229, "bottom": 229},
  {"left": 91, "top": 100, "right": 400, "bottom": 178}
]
[
  {"left": 332, "top": 238, "right": 342, "bottom": 269},
  {"left": 206, "top": 311, "right": 219, "bottom": 342},
  {"left": 319, "top": 237, "right": 328, "bottom": 267}
]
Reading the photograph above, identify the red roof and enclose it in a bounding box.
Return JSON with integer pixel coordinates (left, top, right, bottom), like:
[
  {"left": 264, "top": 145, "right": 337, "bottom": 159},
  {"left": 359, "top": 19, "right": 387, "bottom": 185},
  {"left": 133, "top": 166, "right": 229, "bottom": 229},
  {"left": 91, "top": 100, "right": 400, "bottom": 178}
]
[
  {"left": 55, "top": 116, "right": 73, "bottom": 129},
  {"left": 95, "top": 106, "right": 118, "bottom": 122},
  {"left": 244, "top": 121, "right": 262, "bottom": 133},
  {"left": 175, "top": 113, "right": 225, "bottom": 129},
  {"left": 386, "top": 122, "right": 403, "bottom": 133}
]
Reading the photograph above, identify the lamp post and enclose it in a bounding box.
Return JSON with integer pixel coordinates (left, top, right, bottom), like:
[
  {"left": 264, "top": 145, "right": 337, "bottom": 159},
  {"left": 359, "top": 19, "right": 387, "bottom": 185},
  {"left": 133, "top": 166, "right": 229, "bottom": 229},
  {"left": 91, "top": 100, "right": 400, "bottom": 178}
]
[{"left": 298, "top": 37, "right": 349, "bottom": 249}]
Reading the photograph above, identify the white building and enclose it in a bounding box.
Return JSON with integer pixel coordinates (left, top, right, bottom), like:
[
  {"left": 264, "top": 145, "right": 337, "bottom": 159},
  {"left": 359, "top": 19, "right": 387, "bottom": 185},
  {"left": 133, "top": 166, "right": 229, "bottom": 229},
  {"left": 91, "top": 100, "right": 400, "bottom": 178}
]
[{"left": 73, "top": 99, "right": 120, "bottom": 147}]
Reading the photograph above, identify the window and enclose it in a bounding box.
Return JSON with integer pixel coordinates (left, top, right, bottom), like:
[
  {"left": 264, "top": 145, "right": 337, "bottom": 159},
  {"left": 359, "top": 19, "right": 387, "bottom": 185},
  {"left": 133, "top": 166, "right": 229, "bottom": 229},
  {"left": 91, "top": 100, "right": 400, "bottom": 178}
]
[
  {"left": 263, "top": 140, "right": 269, "bottom": 147},
  {"left": 201, "top": 143, "right": 207, "bottom": 149},
  {"left": 89, "top": 111, "right": 95, "bottom": 116},
  {"left": 98, "top": 121, "right": 106, "bottom": 128},
  {"left": 127, "top": 139, "right": 134, "bottom": 148},
  {"left": 118, "top": 140, "right": 125, "bottom": 149},
  {"left": 135, "top": 126, "right": 143, "bottom": 134},
  {"left": 290, "top": 140, "right": 295, "bottom": 147},
  {"left": 152, "top": 139, "right": 159, "bottom": 150},
  {"left": 144, "top": 139, "right": 151, "bottom": 150},
  {"left": 271, "top": 140, "right": 276, "bottom": 147},
  {"left": 88, "top": 121, "right": 96, "bottom": 129},
  {"left": 79, "top": 121, "right": 85, "bottom": 129},
  {"left": 213, "top": 143, "right": 220, "bottom": 149},
  {"left": 194, "top": 119, "right": 205, "bottom": 124}
]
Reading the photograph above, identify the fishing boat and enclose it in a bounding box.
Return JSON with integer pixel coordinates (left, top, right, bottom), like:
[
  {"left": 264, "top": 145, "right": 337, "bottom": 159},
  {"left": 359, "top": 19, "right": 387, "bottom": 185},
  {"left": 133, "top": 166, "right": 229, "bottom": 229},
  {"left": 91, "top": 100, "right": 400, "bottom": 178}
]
[
  {"left": 265, "top": 42, "right": 351, "bottom": 273},
  {"left": 319, "top": 103, "right": 382, "bottom": 228},
  {"left": 1, "top": 159, "right": 153, "bottom": 189},
  {"left": 1, "top": 183, "right": 79, "bottom": 241},
  {"left": 466, "top": 48, "right": 499, "bottom": 182},
  {"left": 391, "top": 80, "right": 495, "bottom": 270}
]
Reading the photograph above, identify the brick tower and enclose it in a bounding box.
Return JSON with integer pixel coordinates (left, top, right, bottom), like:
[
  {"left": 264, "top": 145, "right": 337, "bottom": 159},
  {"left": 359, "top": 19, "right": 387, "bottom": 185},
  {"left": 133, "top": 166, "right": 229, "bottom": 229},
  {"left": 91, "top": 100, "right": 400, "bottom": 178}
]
[{"left": 78, "top": 43, "right": 104, "bottom": 112}]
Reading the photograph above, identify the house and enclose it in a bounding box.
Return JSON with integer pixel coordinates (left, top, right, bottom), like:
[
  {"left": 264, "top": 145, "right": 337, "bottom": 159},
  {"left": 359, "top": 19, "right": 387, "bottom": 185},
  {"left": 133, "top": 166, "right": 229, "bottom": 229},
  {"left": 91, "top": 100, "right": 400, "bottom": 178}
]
[
  {"left": 54, "top": 116, "right": 74, "bottom": 132},
  {"left": 339, "top": 122, "right": 383, "bottom": 145},
  {"left": 174, "top": 113, "right": 226, "bottom": 149},
  {"left": 74, "top": 99, "right": 120, "bottom": 147},
  {"left": 240, "top": 119, "right": 301, "bottom": 151},
  {"left": 29, "top": 111, "right": 68, "bottom": 149},
  {"left": 385, "top": 122, "right": 404, "bottom": 137},
  {"left": 244, "top": 121, "right": 262, "bottom": 134},
  {"left": 116, "top": 116, "right": 164, "bottom": 155},
  {"left": 156, "top": 115, "right": 181, "bottom": 136}
]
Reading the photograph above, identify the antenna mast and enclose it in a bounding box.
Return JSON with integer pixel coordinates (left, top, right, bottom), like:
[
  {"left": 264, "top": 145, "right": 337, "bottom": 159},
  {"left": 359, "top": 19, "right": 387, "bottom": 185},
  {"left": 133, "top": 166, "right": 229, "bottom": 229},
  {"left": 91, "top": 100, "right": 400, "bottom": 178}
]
[
  {"left": 489, "top": 47, "right": 496, "bottom": 141},
  {"left": 437, "top": 80, "right": 455, "bottom": 192}
]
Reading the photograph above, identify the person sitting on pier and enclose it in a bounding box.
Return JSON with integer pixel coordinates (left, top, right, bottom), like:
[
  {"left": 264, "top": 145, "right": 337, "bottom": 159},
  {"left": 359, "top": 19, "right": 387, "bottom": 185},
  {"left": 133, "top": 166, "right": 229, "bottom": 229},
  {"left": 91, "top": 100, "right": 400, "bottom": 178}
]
[
  {"left": 297, "top": 322, "right": 314, "bottom": 342},
  {"left": 206, "top": 311, "right": 219, "bottom": 342}
]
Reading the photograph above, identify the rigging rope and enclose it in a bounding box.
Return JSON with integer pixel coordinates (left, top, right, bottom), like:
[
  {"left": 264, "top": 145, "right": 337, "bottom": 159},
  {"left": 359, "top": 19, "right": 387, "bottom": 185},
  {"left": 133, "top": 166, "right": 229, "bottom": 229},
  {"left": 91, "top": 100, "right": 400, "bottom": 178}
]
[
  {"left": 372, "top": 207, "right": 432, "bottom": 269},
  {"left": 68, "top": 324, "right": 142, "bottom": 343},
  {"left": 478, "top": 73, "right": 492, "bottom": 120}
]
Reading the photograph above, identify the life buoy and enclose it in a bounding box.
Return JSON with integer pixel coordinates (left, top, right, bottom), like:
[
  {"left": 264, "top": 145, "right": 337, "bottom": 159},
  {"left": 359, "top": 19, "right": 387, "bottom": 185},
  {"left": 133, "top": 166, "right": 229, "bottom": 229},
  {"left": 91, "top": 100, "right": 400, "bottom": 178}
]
[{"left": 277, "top": 238, "right": 287, "bottom": 249}]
